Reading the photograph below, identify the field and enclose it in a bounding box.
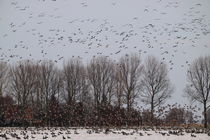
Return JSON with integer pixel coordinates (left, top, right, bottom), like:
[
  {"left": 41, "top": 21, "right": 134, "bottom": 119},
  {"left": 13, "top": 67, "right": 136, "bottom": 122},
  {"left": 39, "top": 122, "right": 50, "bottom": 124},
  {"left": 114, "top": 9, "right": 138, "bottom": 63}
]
[{"left": 0, "top": 127, "right": 209, "bottom": 140}]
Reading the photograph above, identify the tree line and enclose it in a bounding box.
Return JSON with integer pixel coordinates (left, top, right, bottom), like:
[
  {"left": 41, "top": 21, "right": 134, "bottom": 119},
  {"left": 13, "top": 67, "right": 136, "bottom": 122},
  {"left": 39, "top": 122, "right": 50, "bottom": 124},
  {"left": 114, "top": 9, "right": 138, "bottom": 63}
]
[{"left": 0, "top": 54, "right": 209, "bottom": 128}]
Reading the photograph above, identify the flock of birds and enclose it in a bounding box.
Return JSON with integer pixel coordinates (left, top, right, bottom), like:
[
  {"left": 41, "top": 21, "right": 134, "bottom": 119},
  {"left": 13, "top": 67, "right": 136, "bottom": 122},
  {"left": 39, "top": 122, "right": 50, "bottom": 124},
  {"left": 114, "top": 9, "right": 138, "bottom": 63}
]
[
  {"left": 0, "top": 127, "right": 209, "bottom": 140},
  {"left": 0, "top": 0, "right": 209, "bottom": 71},
  {"left": 137, "top": 103, "right": 203, "bottom": 122}
]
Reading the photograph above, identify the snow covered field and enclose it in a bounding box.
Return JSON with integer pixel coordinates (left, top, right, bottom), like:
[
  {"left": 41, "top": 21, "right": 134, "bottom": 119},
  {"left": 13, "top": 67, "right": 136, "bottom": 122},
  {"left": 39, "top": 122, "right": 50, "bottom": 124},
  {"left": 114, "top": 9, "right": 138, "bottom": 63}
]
[{"left": 0, "top": 127, "right": 209, "bottom": 140}]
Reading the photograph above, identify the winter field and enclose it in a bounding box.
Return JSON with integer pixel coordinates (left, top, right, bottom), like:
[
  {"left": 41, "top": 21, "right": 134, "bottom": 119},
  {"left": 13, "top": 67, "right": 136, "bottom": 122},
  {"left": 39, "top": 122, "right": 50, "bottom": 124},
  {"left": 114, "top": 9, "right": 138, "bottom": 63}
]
[
  {"left": 0, "top": 1, "right": 210, "bottom": 139},
  {"left": 0, "top": 127, "right": 210, "bottom": 140}
]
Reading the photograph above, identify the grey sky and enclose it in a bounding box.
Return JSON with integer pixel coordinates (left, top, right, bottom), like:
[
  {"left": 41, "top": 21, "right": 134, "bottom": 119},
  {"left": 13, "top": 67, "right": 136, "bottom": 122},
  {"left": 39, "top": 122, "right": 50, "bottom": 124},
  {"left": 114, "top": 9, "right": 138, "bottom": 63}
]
[{"left": 0, "top": 0, "right": 210, "bottom": 106}]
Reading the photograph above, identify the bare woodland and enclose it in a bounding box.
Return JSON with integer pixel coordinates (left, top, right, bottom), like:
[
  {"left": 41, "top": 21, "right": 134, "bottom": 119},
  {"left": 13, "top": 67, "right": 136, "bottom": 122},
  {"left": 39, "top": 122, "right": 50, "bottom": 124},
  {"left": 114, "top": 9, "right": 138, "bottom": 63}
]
[{"left": 0, "top": 54, "right": 209, "bottom": 128}]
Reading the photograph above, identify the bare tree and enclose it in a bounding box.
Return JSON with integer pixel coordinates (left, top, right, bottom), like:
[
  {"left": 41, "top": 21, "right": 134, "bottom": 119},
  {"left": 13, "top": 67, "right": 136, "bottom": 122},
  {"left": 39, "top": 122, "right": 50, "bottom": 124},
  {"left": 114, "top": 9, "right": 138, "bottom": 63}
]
[
  {"left": 185, "top": 56, "right": 210, "bottom": 128},
  {"left": 38, "top": 61, "right": 60, "bottom": 111},
  {"left": 87, "top": 56, "right": 115, "bottom": 108},
  {"left": 118, "top": 54, "right": 143, "bottom": 112},
  {"left": 0, "top": 62, "right": 9, "bottom": 123},
  {"left": 76, "top": 68, "right": 91, "bottom": 105},
  {"left": 10, "top": 60, "right": 39, "bottom": 107},
  {"left": 114, "top": 64, "right": 124, "bottom": 108},
  {"left": 62, "top": 58, "right": 90, "bottom": 126},
  {"left": 51, "top": 69, "right": 63, "bottom": 103},
  {"left": 63, "top": 58, "right": 88, "bottom": 105},
  {"left": 0, "top": 62, "right": 8, "bottom": 97},
  {"left": 141, "top": 56, "right": 173, "bottom": 123}
]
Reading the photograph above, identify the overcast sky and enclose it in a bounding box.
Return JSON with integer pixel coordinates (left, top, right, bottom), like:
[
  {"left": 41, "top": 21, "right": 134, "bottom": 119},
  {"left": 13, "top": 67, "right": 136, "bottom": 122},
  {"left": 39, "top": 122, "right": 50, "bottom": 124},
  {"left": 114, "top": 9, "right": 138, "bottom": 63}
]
[{"left": 0, "top": 0, "right": 210, "bottom": 106}]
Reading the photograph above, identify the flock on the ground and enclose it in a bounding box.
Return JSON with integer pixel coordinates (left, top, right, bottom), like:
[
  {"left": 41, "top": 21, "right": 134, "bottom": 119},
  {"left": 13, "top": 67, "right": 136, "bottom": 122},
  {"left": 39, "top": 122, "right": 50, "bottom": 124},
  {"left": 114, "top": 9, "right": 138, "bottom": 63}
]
[
  {"left": 0, "top": 127, "right": 210, "bottom": 139},
  {"left": 0, "top": 0, "right": 210, "bottom": 135}
]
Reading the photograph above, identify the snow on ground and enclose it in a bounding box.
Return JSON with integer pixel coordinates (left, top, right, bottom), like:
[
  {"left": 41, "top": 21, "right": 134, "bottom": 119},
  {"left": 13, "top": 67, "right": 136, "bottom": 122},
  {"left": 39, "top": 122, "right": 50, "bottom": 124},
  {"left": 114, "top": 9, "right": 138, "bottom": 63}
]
[{"left": 0, "top": 127, "right": 209, "bottom": 140}]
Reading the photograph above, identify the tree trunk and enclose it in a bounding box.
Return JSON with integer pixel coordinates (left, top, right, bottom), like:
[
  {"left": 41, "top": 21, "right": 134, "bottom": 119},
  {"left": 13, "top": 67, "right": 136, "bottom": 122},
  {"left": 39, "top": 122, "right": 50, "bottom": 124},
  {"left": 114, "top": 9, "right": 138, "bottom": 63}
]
[
  {"left": 127, "top": 92, "right": 130, "bottom": 112},
  {"left": 127, "top": 100, "right": 130, "bottom": 112},
  {"left": 151, "top": 96, "right": 154, "bottom": 125},
  {"left": 204, "top": 101, "right": 207, "bottom": 128},
  {"left": 126, "top": 93, "right": 130, "bottom": 126}
]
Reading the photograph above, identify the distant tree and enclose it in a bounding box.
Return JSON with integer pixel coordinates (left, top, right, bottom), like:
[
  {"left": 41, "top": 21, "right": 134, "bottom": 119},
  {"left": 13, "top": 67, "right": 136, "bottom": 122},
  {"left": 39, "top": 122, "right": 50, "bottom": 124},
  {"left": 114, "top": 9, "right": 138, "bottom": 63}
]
[
  {"left": 87, "top": 56, "right": 115, "bottom": 108},
  {"left": 10, "top": 60, "right": 39, "bottom": 107},
  {"left": 63, "top": 58, "right": 90, "bottom": 126},
  {"left": 185, "top": 56, "right": 210, "bottom": 128},
  {"left": 141, "top": 56, "right": 173, "bottom": 123},
  {"left": 118, "top": 54, "right": 143, "bottom": 113},
  {"left": 0, "top": 62, "right": 9, "bottom": 125},
  {"left": 35, "top": 61, "right": 63, "bottom": 126},
  {"left": 87, "top": 56, "right": 116, "bottom": 126},
  {"left": 51, "top": 69, "right": 63, "bottom": 103},
  {"left": 38, "top": 61, "right": 60, "bottom": 111},
  {"left": 114, "top": 65, "right": 124, "bottom": 108},
  {"left": 0, "top": 62, "right": 8, "bottom": 97},
  {"left": 63, "top": 58, "right": 88, "bottom": 105}
]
